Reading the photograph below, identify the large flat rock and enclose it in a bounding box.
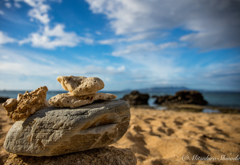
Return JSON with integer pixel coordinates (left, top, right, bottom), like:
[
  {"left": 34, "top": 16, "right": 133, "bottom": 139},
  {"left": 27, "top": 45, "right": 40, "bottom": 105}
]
[
  {"left": 5, "top": 146, "right": 137, "bottom": 165},
  {"left": 4, "top": 100, "right": 130, "bottom": 156}
]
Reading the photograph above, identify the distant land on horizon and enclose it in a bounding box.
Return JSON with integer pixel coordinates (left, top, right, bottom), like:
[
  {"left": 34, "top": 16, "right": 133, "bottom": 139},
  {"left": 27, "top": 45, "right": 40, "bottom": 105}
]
[{"left": 106, "top": 87, "right": 240, "bottom": 93}]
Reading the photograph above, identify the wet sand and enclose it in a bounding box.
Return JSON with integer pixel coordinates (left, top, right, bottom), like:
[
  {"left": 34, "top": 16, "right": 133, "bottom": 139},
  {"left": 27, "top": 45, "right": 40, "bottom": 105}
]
[{"left": 1, "top": 105, "right": 240, "bottom": 165}]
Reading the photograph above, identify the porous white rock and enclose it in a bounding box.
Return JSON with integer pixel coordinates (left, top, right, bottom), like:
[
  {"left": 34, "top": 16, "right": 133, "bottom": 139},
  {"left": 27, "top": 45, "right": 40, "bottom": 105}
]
[
  {"left": 2, "top": 86, "right": 48, "bottom": 121},
  {"left": 4, "top": 100, "right": 130, "bottom": 156},
  {"left": 57, "top": 76, "right": 104, "bottom": 96},
  {"left": 49, "top": 93, "right": 117, "bottom": 108}
]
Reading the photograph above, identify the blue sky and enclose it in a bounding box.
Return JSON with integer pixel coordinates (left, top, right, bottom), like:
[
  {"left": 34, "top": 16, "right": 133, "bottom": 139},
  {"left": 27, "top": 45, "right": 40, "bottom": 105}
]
[{"left": 0, "top": 0, "right": 240, "bottom": 91}]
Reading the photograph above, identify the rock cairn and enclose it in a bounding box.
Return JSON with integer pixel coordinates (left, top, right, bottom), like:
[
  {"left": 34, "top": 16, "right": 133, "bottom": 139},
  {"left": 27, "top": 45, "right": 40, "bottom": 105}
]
[
  {"left": 2, "top": 76, "right": 135, "bottom": 164},
  {"left": 49, "top": 76, "right": 117, "bottom": 108}
]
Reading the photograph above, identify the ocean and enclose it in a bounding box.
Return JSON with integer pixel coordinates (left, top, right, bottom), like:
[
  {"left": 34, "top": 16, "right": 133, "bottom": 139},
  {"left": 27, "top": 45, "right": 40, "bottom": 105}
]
[{"left": 0, "top": 89, "right": 240, "bottom": 108}]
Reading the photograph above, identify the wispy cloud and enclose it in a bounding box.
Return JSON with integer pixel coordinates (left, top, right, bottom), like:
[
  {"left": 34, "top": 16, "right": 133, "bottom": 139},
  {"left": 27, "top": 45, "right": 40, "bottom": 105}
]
[
  {"left": 110, "top": 41, "right": 184, "bottom": 87},
  {"left": 181, "top": 62, "right": 240, "bottom": 90},
  {"left": 0, "top": 48, "right": 125, "bottom": 76},
  {"left": 84, "top": 0, "right": 240, "bottom": 91},
  {"left": 0, "top": 31, "right": 16, "bottom": 45},
  {"left": 99, "top": 32, "right": 163, "bottom": 45},
  {"left": 0, "top": 48, "right": 126, "bottom": 90},
  {"left": 112, "top": 42, "right": 177, "bottom": 56},
  {"left": 5, "top": 2, "right": 12, "bottom": 8},
  {"left": 14, "top": 2, "right": 21, "bottom": 8},
  {"left": 0, "top": 0, "right": 239, "bottom": 91},
  {"left": 86, "top": 0, "right": 240, "bottom": 50}
]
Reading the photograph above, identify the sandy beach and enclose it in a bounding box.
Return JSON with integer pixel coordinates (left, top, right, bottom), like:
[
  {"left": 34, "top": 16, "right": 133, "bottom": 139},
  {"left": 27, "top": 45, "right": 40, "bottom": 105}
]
[
  {"left": 0, "top": 105, "right": 14, "bottom": 165},
  {"left": 0, "top": 105, "right": 240, "bottom": 165}
]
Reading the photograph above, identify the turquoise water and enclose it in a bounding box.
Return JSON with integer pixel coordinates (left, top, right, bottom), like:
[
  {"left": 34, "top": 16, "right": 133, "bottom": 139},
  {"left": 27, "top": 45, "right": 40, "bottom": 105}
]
[{"left": 0, "top": 90, "right": 240, "bottom": 108}]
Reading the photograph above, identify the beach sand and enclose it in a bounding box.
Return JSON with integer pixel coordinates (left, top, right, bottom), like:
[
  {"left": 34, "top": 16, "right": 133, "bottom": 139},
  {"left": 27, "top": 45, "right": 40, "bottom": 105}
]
[
  {"left": 0, "top": 105, "right": 14, "bottom": 165},
  {"left": 112, "top": 107, "right": 240, "bottom": 165},
  {"left": 0, "top": 105, "right": 240, "bottom": 165}
]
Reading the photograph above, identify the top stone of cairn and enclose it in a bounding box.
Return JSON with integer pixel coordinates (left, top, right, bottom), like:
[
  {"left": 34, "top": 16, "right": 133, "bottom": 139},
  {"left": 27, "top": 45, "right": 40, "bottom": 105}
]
[{"left": 57, "top": 76, "right": 105, "bottom": 96}]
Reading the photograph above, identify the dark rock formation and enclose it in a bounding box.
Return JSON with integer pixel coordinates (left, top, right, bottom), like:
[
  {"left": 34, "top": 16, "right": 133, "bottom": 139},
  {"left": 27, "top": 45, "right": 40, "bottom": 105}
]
[
  {"left": 151, "top": 95, "right": 158, "bottom": 98},
  {"left": 0, "top": 96, "right": 9, "bottom": 103},
  {"left": 123, "top": 91, "right": 149, "bottom": 105},
  {"left": 154, "top": 90, "right": 208, "bottom": 105}
]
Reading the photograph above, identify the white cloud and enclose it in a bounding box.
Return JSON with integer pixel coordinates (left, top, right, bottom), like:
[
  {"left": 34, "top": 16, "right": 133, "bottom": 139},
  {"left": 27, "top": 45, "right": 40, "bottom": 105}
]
[
  {"left": 13, "top": 0, "right": 92, "bottom": 49},
  {"left": 0, "top": 10, "right": 4, "bottom": 15},
  {"left": 14, "top": 0, "right": 61, "bottom": 24},
  {"left": 112, "top": 42, "right": 177, "bottom": 56},
  {"left": 179, "top": 62, "right": 240, "bottom": 90},
  {"left": 109, "top": 42, "right": 184, "bottom": 87},
  {"left": 0, "top": 31, "right": 16, "bottom": 45},
  {"left": 85, "top": 0, "right": 240, "bottom": 90},
  {"left": 107, "top": 65, "right": 125, "bottom": 73},
  {"left": 15, "top": 0, "right": 51, "bottom": 24},
  {"left": 49, "top": 0, "right": 62, "bottom": 2},
  {"left": 19, "top": 24, "right": 93, "bottom": 49},
  {"left": 14, "top": 2, "right": 21, "bottom": 8},
  {"left": 95, "top": 31, "right": 102, "bottom": 35},
  {"left": 99, "top": 32, "right": 164, "bottom": 45},
  {"left": 5, "top": 2, "right": 12, "bottom": 8},
  {"left": 86, "top": 0, "right": 240, "bottom": 50},
  {"left": 0, "top": 48, "right": 126, "bottom": 90},
  {"left": 28, "top": 6, "right": 50, "bottom": 24},
  {"left": 180, "top": 31, "right": 240, "bottom": 51},
  {"left": 28, "top": 2, "right": 50, "bottom": 24}
]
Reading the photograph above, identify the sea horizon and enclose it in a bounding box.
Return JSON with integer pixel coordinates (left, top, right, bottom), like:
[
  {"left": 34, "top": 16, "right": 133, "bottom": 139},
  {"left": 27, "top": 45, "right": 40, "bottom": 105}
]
[{"left": 1, "top": 87, "right": 240, "bottom": 108}]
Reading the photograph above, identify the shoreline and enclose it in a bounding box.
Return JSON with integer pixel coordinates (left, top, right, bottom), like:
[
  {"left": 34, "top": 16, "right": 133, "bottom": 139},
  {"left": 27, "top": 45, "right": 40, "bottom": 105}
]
[{"left": 130, "top": 104, "right": 240, "bottom": 114}]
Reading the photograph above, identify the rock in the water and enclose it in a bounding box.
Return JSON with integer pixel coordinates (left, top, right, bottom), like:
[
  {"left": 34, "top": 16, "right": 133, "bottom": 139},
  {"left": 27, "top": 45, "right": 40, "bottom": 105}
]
[
  {"left": 5, "top": 146, "right": 137, "bottom": 165},
  {"left": 0, "top": 96, "right": 9, "bottom": 103},
  {"left": 57, "top": 76, "right": 105, "bottom": 96},
  {"left": 49, "top": 93, "right": 117, "bottom": 108},
  {"left": 4, "top": 100, "right": 130, "bottom": 156},
  {"left": 2, "top": 86, "right": 49, "bottom": 121},
  {"left": 154, "top": 90, "right": 208, "bottom": 105},
  {"left": 123, "top": 90, "right": 149, "bottom": 105}
]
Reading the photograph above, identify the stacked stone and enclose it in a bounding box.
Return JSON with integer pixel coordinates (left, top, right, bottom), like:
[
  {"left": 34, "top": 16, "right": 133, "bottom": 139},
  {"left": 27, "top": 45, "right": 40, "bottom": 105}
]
[
  {"left": 2, "top": 76, "right": 135, "bottom": 164},
  {"left": 49, "top": 76, "right": 117, "bottom": 108}
]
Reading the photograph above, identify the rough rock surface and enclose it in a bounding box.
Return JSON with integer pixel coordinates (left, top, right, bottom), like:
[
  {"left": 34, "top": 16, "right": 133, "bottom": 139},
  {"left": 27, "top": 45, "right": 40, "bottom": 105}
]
[
  {"left": 57, "top": 76, "right": 104, "bottom": 96},
  {"left": 154, "top": 90, "right": 208, "bottom": 105},
  {"left": 123, "top": 91, "right": 149, "bottom": 105},
  {"left": 2, "top": 86, "right": 48, "bottom": 121},
  {"left": 4, "top": 100, "right": 130, "bottom": 156},
  {"left": 4, "top": 146, "right": 137, "bottom": 165},
  {"left": 49, "top": 93, "right": 117, "bottom": 108}
]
